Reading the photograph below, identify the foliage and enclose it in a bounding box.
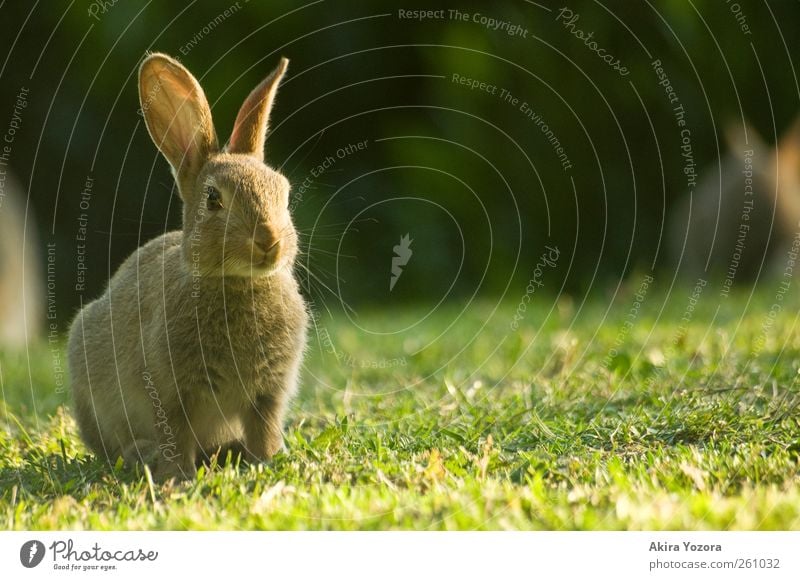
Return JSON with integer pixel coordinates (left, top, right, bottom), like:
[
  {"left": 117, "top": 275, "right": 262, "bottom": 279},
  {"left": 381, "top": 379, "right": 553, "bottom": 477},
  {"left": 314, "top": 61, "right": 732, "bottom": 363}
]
[{"left": 2, "top": 1, "right": 799, "bottom": 314}]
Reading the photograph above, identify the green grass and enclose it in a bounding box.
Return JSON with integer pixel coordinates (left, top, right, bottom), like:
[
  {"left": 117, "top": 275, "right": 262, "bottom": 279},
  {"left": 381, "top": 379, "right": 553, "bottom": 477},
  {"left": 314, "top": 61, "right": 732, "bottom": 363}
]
[{"left": 2, "top": 281, "right": 800, "bottom": 530}]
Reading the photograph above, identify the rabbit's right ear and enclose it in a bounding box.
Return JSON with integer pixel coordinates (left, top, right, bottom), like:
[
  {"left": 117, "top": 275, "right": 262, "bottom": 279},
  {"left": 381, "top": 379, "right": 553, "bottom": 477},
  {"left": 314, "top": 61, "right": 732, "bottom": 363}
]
[
  {"left": 723, "top": 119, "right": 767, "bottom": 166},
  {"left": 227, "top": 58, "right": 288, "bottom": 160},
  {"left": 139, "top": 53, "right": 218, "bottom": 185}
]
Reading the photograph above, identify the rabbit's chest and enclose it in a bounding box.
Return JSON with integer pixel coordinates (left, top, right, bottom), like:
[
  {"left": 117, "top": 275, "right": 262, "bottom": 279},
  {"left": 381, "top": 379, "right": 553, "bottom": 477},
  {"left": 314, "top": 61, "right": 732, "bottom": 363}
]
[{"left": 166, "top": 287, "right": 305, "bottom": 399}]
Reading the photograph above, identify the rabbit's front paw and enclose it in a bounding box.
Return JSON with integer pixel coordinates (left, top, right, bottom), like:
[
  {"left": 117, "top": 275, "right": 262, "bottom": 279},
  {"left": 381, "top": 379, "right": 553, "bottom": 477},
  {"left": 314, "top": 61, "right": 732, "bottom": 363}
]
[{"left": 154, "top": 458, "right": 196, "bottom": 482}]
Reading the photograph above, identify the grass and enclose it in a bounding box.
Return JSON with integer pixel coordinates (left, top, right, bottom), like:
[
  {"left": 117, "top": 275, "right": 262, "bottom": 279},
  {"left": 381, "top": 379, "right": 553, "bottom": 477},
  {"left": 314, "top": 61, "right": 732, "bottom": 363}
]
[{"left": 1, "top": 279, "right": 799, "bottom": 530}]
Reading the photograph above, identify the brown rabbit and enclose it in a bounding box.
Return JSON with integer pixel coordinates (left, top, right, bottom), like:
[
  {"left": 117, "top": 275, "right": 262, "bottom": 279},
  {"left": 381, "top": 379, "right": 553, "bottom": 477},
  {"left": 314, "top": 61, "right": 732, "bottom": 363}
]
[
  {"left": 669, "top": 118, "right": 800, "bottom": 282},
  {"left": 68, "top": 53, "right": 308, "bottom": 481}
]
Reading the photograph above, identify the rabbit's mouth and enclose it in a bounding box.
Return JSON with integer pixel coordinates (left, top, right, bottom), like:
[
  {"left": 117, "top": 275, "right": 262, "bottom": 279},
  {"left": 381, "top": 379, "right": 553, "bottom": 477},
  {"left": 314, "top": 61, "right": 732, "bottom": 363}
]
[
  {"left": 203, "top": 251, "right": 282, "bottom": 278},
  {"left": 246, "top": 242, "right": 282, "bottom": 276},
  {"left": 198, "top": 237, "right": 287, "bottom": 278}
]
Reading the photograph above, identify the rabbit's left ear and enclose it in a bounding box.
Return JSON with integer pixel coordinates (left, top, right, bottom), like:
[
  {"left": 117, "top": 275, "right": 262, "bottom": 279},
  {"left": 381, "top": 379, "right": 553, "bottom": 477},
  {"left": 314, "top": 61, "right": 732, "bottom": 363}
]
[
  {"left": 227, "top": 57, "right": 289, "bottom": 160},
  {"left": 139, "top": 53, "right": 218, "bottom": 184}
]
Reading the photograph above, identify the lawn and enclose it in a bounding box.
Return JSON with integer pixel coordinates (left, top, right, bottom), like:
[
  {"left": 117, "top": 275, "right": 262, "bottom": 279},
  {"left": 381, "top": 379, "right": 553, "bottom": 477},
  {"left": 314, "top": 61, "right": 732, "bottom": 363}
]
[{"left": 1, "top": 280, "right": 799, "bottom": 530}]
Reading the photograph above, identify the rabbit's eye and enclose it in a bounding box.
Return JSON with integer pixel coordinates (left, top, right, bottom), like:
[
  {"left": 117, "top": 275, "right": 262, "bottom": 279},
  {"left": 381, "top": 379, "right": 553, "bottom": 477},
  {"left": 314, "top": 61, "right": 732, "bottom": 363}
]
[{"left": 206, "top": 186, "right": 223, "bottom": 211}]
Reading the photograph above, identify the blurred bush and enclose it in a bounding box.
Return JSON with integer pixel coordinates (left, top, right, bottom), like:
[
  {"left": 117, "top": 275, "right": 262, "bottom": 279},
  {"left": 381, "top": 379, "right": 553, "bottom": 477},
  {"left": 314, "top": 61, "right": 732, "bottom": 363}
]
[{"left": 0, "top": 0, "right": 797, "bottom": 322}]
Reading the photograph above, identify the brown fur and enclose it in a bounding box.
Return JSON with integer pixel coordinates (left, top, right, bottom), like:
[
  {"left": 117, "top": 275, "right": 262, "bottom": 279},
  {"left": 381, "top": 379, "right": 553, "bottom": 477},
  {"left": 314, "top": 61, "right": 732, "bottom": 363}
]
[
  {"left": 68, "top": 54, "right": 307, "bottom": 481},
  {"left": 669, "top": 119, "right": 800, "bottom": 281}
]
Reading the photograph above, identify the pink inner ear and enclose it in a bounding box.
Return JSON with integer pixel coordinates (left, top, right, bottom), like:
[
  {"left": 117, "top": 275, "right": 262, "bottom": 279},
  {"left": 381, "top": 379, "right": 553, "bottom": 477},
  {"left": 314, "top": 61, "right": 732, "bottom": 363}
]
[
  {"left": 229, "top": 94, "right": 267, "bottom": 155},
  {"left": 228, "top": 58, "right": 288, "bottom": 159},
  {"left": 140, "top": 57, "right": 218, "bottom": 176}
]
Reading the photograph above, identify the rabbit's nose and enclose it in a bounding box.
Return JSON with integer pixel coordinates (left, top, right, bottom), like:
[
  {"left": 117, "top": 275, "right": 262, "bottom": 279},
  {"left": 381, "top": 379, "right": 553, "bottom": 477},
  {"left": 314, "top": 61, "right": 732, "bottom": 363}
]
[{"left": 252, "top": 223, "right": 279, "bottom": 256}]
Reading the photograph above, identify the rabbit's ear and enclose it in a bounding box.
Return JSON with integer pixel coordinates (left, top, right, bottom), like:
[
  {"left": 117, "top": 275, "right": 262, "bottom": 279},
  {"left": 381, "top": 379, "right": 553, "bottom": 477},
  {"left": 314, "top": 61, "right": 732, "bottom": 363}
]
[
  {"left": 723, "top": 119, "right": 768, "bottom": 166},
  {"left": 773, "top": 116, "right": 800, "bottom": 226},
  {"left": 139, "top": 53, "right": 218, "bottom": 183},
  {"left": 227, "top": 57, "right": 288, "bottom": 160},
  {"left": 777, "top": 115, "right": 800, "bottom": 171}
]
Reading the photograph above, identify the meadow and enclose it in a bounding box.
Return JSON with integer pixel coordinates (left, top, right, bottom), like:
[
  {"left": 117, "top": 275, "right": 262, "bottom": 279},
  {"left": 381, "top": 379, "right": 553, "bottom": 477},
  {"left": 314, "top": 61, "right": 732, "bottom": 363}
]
[{"left": 1, "top": 283, "right": 799, "bottom": 530}]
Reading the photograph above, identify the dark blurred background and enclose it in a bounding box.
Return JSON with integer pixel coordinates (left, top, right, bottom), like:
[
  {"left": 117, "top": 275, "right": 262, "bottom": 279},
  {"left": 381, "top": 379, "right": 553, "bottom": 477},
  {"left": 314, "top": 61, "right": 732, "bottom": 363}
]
[{"left": 1, "top": 0, "right": 799, "bottom": 326}]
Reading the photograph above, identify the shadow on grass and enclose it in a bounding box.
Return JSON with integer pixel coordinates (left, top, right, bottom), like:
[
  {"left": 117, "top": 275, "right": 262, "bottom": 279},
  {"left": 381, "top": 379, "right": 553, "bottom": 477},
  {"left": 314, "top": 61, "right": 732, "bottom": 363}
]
[
  {"left": 0, "top": 446, "right": 260, "bottom": 503},
  {"left": 0, "top": 451, "right": 138, "bottom": 501}
]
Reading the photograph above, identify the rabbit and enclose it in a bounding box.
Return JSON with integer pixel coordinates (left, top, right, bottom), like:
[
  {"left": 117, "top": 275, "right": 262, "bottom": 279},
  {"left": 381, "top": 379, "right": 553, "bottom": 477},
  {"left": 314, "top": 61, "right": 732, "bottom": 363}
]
[
  {"left": 0, "top": 170, "right": 42, "bottom": 348},
  {"left": 668, "top": 118, "right": 800, "bottom": 282},
  {"left": 67, "top": 53, "right": 308, "bottom": 481}
]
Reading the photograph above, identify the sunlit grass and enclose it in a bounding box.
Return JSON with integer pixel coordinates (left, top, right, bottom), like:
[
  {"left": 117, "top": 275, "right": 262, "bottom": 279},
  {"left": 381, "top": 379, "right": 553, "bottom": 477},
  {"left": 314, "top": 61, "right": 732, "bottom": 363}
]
[{"left": 2, "top": 283, "right": 799, "bottom": 529}]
